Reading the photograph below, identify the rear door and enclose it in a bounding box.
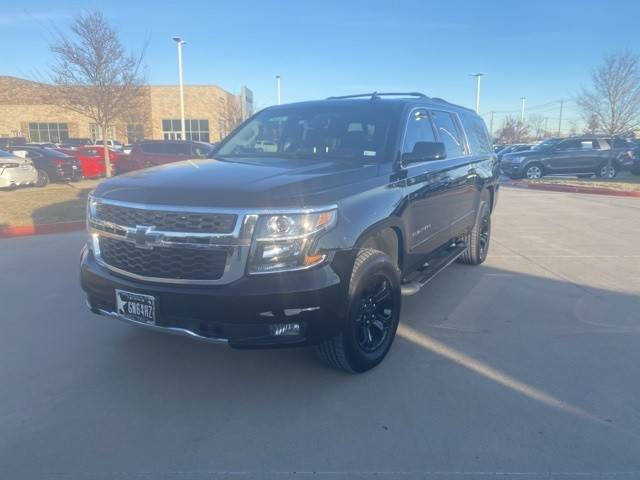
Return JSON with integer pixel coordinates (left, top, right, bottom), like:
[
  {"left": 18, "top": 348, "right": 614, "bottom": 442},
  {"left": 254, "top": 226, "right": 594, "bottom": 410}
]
[
  {"left": 430, "top": 110, "right": 477, "bottom": 237},
  {"left": 545, "top": 139, "right": 586, "bottom": 173}
]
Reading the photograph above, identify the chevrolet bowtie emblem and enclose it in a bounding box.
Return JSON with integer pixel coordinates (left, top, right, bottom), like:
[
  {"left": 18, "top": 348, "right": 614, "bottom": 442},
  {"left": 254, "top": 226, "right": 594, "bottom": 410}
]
[{"left": 128, "top": 225, "right": 158, "bottom": 249}]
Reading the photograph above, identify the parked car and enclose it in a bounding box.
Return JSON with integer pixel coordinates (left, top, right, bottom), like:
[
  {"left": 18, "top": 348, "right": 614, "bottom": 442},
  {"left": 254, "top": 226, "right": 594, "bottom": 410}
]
[
  {"left": 7, "top": 146, "right": 82, "bottom": 186},
  {"left": 0, "top": 149, "right": 38, "bottom": 190},
  {"left": 116, "top": 140, "right": 213, "bottom": 173},
  {"left": 94, "top": 139, "right": 124, "bottom": 151},
  {"left": 57, "top": 146, "right": 121, "bottom": 178},
  {"left": 497, "top": 143, "right": 532, "bottom": 161},
  {"left": 59, "top": 138, "right": 92, "bottom": 148},
  {"left": 501, "top": 137, "right": 632, "bottom": 180},
  {"left": 81, "top": 92, "right": 499, "bottom": 373}
]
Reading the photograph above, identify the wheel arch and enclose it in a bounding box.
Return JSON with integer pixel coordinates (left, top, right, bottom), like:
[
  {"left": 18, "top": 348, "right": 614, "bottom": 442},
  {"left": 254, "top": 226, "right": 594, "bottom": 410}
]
[{"left": 353, "top": 219, "right": 404, "bottom": 269}]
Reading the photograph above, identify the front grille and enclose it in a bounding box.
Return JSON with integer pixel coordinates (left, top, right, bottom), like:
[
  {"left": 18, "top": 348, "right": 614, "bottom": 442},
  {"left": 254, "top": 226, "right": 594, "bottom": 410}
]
[
  {"left": 95, "top": 203, "right": 237, "bottom": 233},
  {"left": 99, "top": 237, "right": 228, "bottom": 281}
]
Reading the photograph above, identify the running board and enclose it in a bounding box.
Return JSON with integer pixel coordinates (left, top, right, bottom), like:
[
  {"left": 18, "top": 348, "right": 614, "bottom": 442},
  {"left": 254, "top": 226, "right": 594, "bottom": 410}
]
[{"left": 400, "top": 242, "right": 466, "bottom": 296}]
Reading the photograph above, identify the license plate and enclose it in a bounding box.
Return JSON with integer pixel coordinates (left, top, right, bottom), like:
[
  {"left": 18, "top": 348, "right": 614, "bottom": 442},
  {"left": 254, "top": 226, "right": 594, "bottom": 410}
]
[{"left": 115, "top": 290, "right": 156, "bottom": 325}]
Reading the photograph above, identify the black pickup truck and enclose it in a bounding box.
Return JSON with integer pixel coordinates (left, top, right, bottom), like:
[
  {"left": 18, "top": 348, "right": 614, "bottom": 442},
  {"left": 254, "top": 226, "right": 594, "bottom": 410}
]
[{"left": 80, "top": 92, "right": 499, "bottom": 372}]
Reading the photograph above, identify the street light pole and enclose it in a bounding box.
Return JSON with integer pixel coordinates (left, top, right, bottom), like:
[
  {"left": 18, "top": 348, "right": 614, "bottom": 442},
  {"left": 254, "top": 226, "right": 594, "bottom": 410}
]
[
  {"left": 520, "top": 96, "right": 527, "bottom": 123},
  {"left": 276, "top": 75, "right": 282, "bottom": 105},
  {"left": 172, "top": 37, "right": 186, "bottom": 140},
  {"left": 470, "top": 73, "right": 485, "bottom": 114}
]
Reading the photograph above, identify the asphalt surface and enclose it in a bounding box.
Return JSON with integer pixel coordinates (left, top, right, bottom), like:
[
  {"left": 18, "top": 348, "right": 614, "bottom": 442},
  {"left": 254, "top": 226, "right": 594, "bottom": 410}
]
[{"left": 1, "top": 187, "right": 640, "bottom": 479}]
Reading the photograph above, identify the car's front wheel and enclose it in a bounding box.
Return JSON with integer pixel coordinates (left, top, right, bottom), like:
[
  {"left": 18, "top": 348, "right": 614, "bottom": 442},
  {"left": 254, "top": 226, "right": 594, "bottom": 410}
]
[
  {"left": 316, "top": 249, "right": 401, "bottom": 373},
  {"left": 524, "top": 163, "right": 544, "bottom": 180}
]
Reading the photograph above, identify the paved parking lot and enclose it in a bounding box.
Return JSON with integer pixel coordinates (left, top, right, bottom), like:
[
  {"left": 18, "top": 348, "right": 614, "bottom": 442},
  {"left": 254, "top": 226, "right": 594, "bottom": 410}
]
[{"left": 1, "top": 187, "right": 640, "bottom": 479}]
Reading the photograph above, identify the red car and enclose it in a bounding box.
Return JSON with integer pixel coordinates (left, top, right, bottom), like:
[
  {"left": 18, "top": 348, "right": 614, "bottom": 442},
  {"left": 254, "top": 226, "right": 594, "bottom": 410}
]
[
  {"left": 117, "top": 140, "right": 212, "bottom": 173},
  {"left": 58, "top": 146, "right": 122, "bottom": 178}
]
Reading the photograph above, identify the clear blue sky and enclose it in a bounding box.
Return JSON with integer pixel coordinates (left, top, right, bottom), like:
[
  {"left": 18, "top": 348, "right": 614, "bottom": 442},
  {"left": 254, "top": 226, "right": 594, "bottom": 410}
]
[{"left": 2, "top": 0, "right": 639, "bottom": 130}]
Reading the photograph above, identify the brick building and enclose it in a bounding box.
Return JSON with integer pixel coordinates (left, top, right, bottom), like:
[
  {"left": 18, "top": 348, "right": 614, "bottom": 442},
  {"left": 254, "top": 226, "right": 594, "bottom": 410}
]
[{"left": 0, "top": 76, "right": 252, "bottom": 144}]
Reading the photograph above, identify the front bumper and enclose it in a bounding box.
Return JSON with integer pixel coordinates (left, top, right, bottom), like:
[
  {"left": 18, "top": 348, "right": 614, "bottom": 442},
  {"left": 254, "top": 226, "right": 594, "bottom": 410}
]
[
  {"left": 499, "top": 162, "right": 522, "bottom": 177},
  {"left": 80, "top": 247, "right": 347, "bottom": 348}
]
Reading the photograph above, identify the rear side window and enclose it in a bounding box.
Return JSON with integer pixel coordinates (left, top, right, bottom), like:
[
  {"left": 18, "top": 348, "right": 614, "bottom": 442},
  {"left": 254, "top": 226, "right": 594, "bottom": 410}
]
[
  {"left": 461, "top": 113, "right": 492, "bottom": 154},
  {"left": 431, "top": 111, "right": 466, "bottom": 157},
  {"left": 402, "top": 109, "right": 436, "bottom": 154}
]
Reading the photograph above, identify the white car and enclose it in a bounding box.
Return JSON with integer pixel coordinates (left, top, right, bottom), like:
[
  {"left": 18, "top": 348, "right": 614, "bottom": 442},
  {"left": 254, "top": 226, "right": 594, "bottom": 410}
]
[{"left": 0, "top": 149, "right": 38, "bottom": 190}]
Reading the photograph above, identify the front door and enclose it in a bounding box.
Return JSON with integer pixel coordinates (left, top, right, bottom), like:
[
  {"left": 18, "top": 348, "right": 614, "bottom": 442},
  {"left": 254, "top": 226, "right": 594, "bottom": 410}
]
[{"left": 400, "top": 109, "right": 457, "bottom": 269}]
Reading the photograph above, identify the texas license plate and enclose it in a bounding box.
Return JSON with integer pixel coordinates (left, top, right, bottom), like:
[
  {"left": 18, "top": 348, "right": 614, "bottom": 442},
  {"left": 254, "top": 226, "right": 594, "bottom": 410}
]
[{"left": 115, "top": 290, "right": 156, "bottom": 325}]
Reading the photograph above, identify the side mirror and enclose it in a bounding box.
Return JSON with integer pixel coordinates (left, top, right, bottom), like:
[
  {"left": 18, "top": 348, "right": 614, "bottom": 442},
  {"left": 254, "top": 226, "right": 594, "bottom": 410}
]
[{"left": 402, "top": 141, "right": 446, "bottom": 164}]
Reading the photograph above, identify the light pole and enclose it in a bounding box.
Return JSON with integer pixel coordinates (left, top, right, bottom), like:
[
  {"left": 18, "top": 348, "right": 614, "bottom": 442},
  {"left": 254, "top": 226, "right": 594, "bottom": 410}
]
[
  {"left": 470, "top": 73, "right": 485, "bottom": 113},
  {"left": 276, "top": 75, "right": 282, "bottom": 105},
  {"left": 520, "top": 96, "right": 527, "bottom": 123},
  {"left": 172, "top": 36, "right": 186, "bottom": 140}
]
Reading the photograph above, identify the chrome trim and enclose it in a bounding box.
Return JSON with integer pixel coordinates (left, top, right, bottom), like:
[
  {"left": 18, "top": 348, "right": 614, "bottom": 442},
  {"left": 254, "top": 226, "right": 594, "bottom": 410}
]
[
  {"left": 96, "top": 308, "right": 228, "bottom": 344},
  {"left": 87, "top": 197, "right": 338, "bottom": 285},
  {"left": 89, "top": 196, "right": 337, "bottom": 216}
]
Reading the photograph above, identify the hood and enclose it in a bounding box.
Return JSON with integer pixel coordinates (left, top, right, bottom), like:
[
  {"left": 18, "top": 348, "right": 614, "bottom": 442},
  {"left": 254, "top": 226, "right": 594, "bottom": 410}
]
[{"left": 92, "top": 156, "right": 380, "bottom": 208}]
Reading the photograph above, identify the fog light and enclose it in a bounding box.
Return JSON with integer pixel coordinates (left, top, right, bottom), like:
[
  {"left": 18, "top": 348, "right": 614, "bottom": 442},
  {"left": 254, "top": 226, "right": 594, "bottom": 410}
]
[{"left": 270, "top": 323, "right": 301, "bottom": 336}]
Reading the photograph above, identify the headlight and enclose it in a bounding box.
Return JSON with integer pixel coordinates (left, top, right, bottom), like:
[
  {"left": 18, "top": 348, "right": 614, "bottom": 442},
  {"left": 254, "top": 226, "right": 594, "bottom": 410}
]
[{"left": 248, "top": 208, "right": 337, "bottom": 274}]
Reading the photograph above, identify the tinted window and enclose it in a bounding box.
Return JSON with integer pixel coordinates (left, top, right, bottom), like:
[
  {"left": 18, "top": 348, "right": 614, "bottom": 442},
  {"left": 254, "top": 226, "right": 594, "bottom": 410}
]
[
  {"left": 556, "top": 139, "right": 583, "bottom": 151},
  {"left": 402, "top": 109, "right": 436, "bottom": 154},
  {"left": 431, "top": 111, "right": 466, "bottom": 157},
  {"left": 217, "top": 104, "right": 393, "bottom": 163},
  {"left": 460, "top": 112, "right": 492, "bottom": 154}
]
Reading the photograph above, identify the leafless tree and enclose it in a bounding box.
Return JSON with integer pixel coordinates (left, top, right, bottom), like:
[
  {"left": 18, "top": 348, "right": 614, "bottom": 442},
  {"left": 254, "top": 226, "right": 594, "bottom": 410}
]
[
  {"left": 528, "top": 114, "right": 548, "bottom": 140},
  {"left": 577, "top": 50, "right": 640, "bottom": 174},
  {"left": 495, "top": 116, "right": 530, "bottom": 144},
  {"left": 49, "top": 10, "right": 146, "bottom": 176},
  {"left": 217, "top": 94, "right": 244, "bottom": 140},
  {"left": 583, "top": 113, "right": 601, "bottom": 135}
]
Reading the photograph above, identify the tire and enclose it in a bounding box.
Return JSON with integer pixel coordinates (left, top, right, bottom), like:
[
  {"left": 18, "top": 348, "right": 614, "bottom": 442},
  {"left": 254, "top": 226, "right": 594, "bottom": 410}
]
[
  {"left": 596, "top": 163, "right": 617, "bottom": 178},
  {"left": 523, "top": 163, "right": 544, "bottom": 180},
  {"left": 459, "top": 201, "right": 491, "bottom": 266},
  {"left": 35, "top": 170, "right": 50, "bottom": 187},
  {"left": 316, "top": 248, "right": 401, "bottom": 373}
]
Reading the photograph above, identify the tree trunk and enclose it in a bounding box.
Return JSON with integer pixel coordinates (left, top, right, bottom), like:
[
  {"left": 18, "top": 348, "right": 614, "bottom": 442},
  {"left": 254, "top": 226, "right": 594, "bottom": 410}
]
[
  {"left": 607, "top": 133, "right": 614, "bottom": 178},
  {"left": 102, "top": 124, "right": 112, "bottom": 178}
]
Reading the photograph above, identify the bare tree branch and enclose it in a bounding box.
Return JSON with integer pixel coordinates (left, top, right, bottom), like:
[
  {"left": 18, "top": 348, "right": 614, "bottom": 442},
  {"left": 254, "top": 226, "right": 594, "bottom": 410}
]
[{"left": 49, "top": 10, "right": 147, "bottom": 176}]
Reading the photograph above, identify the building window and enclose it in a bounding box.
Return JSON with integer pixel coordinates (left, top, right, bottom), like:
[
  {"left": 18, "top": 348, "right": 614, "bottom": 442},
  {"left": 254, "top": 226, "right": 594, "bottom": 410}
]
[
  {"left": 127, "top": 124, "right": 145, "bottom": 144},
  {"left": 162, "top": 119, "right": 210, "bottom": 142},
  {"left": 89, "top": 124, "right": 116, "bottom": 142},
  {"left": 28, "top": 123, "right": 69, "bottom": 143}
]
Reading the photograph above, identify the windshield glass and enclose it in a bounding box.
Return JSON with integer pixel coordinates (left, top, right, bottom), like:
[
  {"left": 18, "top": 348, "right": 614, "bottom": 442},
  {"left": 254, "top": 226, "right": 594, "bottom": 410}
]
[
  {"left": 43, "top": 148, "right": 73, "bottom": 158},
  {"left": 217, "top": 104, "right": 393, "bottom": 162}
]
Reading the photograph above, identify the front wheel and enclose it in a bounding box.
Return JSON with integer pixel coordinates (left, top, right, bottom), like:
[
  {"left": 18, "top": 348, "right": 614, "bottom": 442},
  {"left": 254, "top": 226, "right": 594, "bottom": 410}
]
[
  {"left": 316, "top": 249, "right": 401, "bottom": 373},
  {"left": 523, "top": 163, "right": 544, "bottom": 180}
]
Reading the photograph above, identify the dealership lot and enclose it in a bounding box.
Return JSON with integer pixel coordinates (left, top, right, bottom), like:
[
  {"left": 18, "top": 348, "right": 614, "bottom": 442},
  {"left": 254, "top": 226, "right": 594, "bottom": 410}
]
[{"left": 1, "top": 187, "right": 640, "bottom": 479}]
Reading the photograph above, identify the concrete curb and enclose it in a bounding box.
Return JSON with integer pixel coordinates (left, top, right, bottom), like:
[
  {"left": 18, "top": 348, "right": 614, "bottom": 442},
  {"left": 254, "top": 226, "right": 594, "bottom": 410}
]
[
  {"left": 507, "top": 181, "right": 640, "bottom": 198},
  {"left": 0, "top": 221, "right": 86, "bottom": 239}
]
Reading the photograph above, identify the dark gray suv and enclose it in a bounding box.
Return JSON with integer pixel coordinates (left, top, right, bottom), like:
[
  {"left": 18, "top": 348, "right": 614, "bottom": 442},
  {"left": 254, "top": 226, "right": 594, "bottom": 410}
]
[{"left": 501, "top": 137, "right": 635, "bottom": 179}]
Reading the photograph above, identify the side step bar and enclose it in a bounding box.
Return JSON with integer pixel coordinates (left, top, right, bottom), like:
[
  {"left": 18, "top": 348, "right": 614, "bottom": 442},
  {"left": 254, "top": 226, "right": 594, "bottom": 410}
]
[{"left": 400, "top": 242, "right": 467, "bottom": 296}]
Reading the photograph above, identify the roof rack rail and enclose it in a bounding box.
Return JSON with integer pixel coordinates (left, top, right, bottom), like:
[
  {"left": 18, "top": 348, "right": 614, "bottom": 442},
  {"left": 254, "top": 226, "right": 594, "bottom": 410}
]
[{"left": 326, "top": 92, "right": 429, "bottom": 100}]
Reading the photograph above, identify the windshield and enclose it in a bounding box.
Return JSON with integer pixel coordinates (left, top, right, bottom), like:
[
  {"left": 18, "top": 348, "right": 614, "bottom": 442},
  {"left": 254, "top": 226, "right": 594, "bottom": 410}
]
[
  {"left": 217, "top": 104, "right": 393, "bottom": 162},
  {"left": 43, "top": 147, "right": 73, "bottom": 158}
]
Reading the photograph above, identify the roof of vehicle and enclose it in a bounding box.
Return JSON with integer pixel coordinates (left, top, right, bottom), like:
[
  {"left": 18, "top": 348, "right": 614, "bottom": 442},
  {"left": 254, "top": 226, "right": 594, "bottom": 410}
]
[{"left": 266, "top": 92, "right": 477, "bottom": 115}]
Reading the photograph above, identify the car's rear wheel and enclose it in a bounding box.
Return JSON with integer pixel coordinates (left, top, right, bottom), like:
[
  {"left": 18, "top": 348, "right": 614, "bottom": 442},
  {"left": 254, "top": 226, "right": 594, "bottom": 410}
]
[
  {"left": 524, "top": 163, "right": 543, "bottom": 180},
  {"left": 597, "top": 163, "right": 617, "bottom": 178},
  {"left": 316, "top": 249, "right": 401, "bottom": 373},
  {"left": 459, "top": 201, "right": 491, "bottom": 266},
  {"left": 35, "top": 170, "right": 50, "bottom": 187}
]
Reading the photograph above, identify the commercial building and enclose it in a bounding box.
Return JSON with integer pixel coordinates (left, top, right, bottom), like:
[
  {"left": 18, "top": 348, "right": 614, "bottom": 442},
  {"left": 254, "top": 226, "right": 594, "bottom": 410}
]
[{"left": 0, "top": 76, "right": 253, "bottom": 144}]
